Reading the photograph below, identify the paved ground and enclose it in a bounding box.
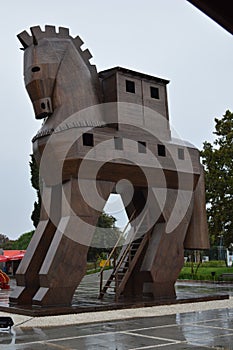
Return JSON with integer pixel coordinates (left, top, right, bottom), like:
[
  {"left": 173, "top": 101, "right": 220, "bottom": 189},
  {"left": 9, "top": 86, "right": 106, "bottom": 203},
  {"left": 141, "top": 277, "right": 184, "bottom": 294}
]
[
  {"left": 1, "top": 303, "right": 233, "bottom": 349},
  {"left": 0, "top": 273, "right": 232, "bottom": 349}
]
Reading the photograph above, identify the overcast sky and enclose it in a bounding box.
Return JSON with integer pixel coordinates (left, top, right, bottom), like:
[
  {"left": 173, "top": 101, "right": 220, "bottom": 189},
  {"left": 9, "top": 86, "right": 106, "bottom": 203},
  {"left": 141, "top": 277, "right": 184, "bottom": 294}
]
[{"left": 1, "top": 0, "right": 233, "bottom": 239}]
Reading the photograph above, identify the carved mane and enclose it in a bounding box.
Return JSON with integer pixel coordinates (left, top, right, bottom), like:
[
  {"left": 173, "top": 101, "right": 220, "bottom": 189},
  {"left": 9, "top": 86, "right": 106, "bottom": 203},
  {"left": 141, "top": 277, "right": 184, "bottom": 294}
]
[{"left": 17, "top": 25, "right": 98, "bottom": 80}]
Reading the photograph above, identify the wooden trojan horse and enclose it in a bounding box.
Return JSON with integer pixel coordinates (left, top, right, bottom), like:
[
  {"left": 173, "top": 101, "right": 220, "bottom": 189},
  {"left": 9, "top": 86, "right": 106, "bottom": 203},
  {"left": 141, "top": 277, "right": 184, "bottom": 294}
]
[{"left": 10, "top": 25, "right": 209, "bottom": 307}]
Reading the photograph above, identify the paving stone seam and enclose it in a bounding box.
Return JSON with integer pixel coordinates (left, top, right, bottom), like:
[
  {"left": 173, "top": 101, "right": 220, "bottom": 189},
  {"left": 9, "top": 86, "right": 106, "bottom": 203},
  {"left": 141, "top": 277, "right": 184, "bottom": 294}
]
[
  {"left": 5, "top": 330, "right": 124, "bottom": 347},
  {"left": 186, "top": 317, "right": 227, "bottom": 325},
  {"left": 128, "top": 342, "right": 187, "bottom": 350},
  {"left": 188, "top": 323, "right": 233, "bottom": 331},
  {"left": 188, "top": 345, "right": 219, "bottom": 349},
  {"left": 120, "top": 330, "right": 182, "bottom": 343},
  {"left": 119, "top": 324, "right": 178, "bottom": 332},
  {"left": 208, "top": 331, "right": 233, "bottom": 340}
]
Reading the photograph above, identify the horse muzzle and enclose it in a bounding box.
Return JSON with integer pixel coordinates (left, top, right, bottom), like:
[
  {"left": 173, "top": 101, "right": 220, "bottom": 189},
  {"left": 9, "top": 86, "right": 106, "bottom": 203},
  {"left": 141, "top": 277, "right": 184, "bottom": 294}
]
[{"left": 33, "top": 97, "right": 53, "bottom": 119}]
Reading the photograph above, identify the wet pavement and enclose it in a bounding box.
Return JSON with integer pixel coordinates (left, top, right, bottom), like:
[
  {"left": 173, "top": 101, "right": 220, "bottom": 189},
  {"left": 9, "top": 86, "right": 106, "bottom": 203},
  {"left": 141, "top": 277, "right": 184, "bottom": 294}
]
[
  {"left": 77, "top": 272, "right": 233, "bottom": 300},
  {"left": 0, "top": 273, "right": 232, "bottom": 316},
  {"left": 1, "top": 307, "right": 233, "bottom": 349},
  {"left": 0, "top": 274, "right": 233, "bottom": 349},
  {"left": 176, "top": 279, "right": 233, "bottom": 298},
  {"left": 1, "top": 275, "right": 233, "bottom": 308}
]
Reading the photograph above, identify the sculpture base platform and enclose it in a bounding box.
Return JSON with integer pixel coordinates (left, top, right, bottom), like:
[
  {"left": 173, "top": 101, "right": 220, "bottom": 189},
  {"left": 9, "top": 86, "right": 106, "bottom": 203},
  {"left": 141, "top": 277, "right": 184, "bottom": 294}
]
[
  {"left": 0, "top": 294, "right": 229, "bottom": 317},
  {"left": 0, "top": 293, "right": 229, "bottom": 317}
]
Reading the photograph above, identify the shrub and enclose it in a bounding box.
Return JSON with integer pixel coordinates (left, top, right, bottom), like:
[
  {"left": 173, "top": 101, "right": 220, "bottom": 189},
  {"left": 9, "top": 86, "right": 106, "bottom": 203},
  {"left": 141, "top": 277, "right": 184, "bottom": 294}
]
[{"left": 184, "top": 260, "right": 226, "bottom": 268}]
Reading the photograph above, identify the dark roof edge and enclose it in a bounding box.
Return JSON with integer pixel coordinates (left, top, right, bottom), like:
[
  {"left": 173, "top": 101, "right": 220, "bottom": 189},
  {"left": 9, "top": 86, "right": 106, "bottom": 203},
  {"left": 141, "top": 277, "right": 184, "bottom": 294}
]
[
  {"left": 187, "top": 0, "right": 233, "bottom": 36},
  {"left": 99, "top": 66, "right": 170, "bottom": 85}
]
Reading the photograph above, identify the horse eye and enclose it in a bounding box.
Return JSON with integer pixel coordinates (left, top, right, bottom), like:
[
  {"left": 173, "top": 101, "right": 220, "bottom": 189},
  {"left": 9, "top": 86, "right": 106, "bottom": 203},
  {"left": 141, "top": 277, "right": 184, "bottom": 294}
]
[{"left": 31, "top": 66, "right": 40, "bottom": 72}]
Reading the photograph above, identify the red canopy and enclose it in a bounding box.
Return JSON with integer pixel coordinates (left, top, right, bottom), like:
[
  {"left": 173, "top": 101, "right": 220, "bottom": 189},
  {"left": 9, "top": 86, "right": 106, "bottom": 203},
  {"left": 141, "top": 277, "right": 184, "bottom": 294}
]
[
  {"left": 0, "top": 250, "right": 26, "bottom": 262},
  {"left": 0, "top": 256, "right": 9, "bottom": 263}
]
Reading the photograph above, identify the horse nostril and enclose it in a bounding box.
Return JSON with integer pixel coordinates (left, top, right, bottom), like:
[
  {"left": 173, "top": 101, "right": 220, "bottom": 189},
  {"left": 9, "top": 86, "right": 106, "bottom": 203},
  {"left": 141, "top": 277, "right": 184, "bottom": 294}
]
[
  {"left": 31, "top": 66, "right": 40, "bottom": 72},
  {"left": 41, "top": 102, "right": 46, "bottom": 109}
]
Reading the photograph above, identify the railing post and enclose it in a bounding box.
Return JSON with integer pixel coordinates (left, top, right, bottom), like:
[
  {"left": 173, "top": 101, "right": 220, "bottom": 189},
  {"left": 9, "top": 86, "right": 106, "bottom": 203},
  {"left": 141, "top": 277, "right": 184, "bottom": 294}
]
[
  {"left": 115, "top": 273, "right": 119, "bottom": 302},
  {"left": 99, "top": 270, "right": 103, "bottom": 297}
]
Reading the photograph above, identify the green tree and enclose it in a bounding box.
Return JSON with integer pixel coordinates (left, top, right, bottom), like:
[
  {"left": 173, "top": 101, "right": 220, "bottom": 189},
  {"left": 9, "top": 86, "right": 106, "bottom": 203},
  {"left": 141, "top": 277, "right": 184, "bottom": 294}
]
[
  {"left": 0, "top": 233, "right": 9, "bottom": 247},
  {"left": 201, "top": 110, "right": 233, "bottom": 247},
  {"left": 87, "top": 212, "right": 123, "bottom": 262},
  {"left": 1, "top": 240, "right": 15, "bottom": 250},
  {"left": 12, "top": 231, "right": 34, "bottom": 250},
  {"left": 30, "top": 154, "right": 41, "bottom": 228},
  {"left": 97, "top": 212, "right": 116, "bottom": 228}
]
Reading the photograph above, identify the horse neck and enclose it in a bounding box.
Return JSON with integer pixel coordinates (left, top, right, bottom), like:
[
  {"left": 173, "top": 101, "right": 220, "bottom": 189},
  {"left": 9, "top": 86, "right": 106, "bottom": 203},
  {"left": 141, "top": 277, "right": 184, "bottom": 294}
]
[{"left": 43, "top": 43, "right": 103, "bottom": 131}]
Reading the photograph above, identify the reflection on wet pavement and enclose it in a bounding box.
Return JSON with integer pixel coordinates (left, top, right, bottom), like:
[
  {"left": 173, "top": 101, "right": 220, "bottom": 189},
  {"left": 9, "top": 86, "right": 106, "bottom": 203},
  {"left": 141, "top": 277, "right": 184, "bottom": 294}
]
[
  {"left": 0, "top": 275, "right": 233, "bottom": 349},
  {"left": 72, "top": 273, "right": 233, "bottom": 306},
  {"left": 176, "top": 280, "right": 233, "bottom": 298},
  {"left": 0, "top": 308, "right": 233, "bottom": 349}
]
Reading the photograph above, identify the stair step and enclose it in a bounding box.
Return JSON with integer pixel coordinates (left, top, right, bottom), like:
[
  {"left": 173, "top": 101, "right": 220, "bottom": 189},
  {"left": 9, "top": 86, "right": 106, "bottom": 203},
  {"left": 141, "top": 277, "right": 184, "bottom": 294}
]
[
  {"left": 131, "top": 247, "right": 139, "bottom": 252},
  {"left": 134, "top": 236, "right": 144, "bottom": 240},
  {"left": 118, "top": 268, "right": 127, "bottom": 272},
  {"left": 107, "top": 290, "right": 116, "bottom": 295},
  {"left": 119, "top": 267, "right": 128, "bottom": 271},
  {"left": 105, "top": 277, "right": 115, "bottom": 286},
  {"left": 107, "top": 278, "right": 114, "bottom": 282},
  {"left": 131, "top": 242, "right": 141, "bottom": 246}
]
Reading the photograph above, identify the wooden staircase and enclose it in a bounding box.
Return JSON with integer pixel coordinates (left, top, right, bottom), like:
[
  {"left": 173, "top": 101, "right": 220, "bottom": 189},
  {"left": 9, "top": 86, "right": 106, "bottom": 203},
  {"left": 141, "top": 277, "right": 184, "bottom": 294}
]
[{"left": 98, "top": 210, "right": 151, "bottom": 301}]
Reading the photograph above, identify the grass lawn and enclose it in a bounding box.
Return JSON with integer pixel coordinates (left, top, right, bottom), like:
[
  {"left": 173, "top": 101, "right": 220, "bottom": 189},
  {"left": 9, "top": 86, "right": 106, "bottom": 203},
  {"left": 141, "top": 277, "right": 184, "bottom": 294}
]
[
  {"left": 87, "top": 261, "right": 233, "bottom": 281},
  {"left": 179, "top": 261, "right": 233, "bottom": 281}
]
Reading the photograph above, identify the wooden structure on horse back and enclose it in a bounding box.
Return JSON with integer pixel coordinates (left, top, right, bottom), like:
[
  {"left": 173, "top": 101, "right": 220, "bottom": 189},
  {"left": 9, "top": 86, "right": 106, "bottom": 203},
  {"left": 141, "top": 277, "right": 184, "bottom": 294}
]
[{"left": 10, "top": 25, "right": 209, "bottom": 308}]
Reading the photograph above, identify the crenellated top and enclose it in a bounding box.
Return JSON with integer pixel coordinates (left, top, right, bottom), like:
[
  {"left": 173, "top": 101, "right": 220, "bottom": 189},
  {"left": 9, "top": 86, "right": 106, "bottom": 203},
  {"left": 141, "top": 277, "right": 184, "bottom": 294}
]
[
  {"left": 17, "top": 25, "right": 104, "bottom": 131},
  {"left": 17, "top": 25, "right": 97, "bottom": 80}
]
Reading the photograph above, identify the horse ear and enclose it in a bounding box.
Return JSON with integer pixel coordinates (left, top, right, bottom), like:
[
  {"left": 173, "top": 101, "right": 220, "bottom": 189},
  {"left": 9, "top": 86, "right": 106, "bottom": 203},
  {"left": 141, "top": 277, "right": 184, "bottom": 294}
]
[
  {"left": 17, "top": 30, "right": 33, "bottom": 49},
  {"left": 30, "top": 26, "right": 43, "bottom": 45}
]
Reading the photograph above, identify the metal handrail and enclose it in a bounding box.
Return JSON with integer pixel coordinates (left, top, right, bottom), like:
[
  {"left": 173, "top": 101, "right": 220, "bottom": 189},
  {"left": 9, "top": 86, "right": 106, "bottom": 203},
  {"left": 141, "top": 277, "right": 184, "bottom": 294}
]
[
  {"left": 114, "top": 210, "right": 148, "bottom": 274},
  {"left": 98, "top": 210, "right": 136, "bottom": 276}
]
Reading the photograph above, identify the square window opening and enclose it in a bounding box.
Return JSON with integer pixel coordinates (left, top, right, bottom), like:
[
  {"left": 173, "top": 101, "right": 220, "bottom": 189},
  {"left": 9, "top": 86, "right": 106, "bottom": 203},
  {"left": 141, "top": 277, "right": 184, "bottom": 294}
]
[
  {"left": 126, "top": 80, "right": 135, "bottom": 93},
  {"left": 138, "top": 141, "right": 147, "bottom": 153},
  {"left": 82, "top": 133, "right": 94, "bottom": 147},
  {"left": 150, "top": 86, "right": 159, "bottom": 99},
  {"left": 157, "top": 144, "right": 166, "bottom": 157},
  {"left": 178, "top": 148, "right": 185, "bottom": 160},
  {"left": 114, "top": 137, "right": 123, "bottom": 150}
]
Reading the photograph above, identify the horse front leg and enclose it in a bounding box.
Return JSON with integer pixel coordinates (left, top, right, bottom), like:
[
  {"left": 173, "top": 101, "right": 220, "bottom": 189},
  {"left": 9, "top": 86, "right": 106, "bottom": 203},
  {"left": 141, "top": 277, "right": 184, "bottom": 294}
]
[
  {"left": 9, "top": 184, "right": 61, "bottom": 305},
  {"left": 32, "top": 178, "right": 114, "bottom": 307}
]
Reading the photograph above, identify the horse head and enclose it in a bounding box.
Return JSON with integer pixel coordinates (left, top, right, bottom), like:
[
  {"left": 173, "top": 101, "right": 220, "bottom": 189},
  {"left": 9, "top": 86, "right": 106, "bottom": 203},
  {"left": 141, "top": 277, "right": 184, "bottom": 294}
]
[{"left": 17, "top": 25, "right": 102, "bottom": 127}]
